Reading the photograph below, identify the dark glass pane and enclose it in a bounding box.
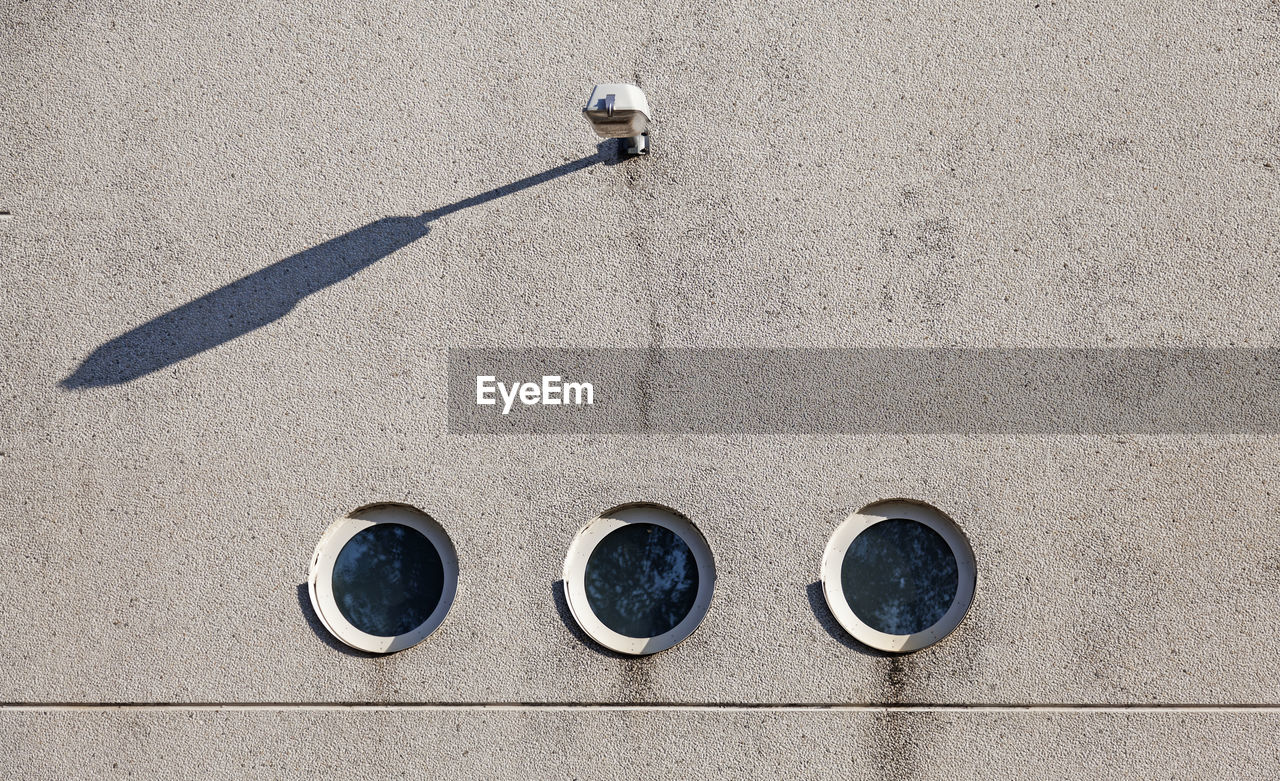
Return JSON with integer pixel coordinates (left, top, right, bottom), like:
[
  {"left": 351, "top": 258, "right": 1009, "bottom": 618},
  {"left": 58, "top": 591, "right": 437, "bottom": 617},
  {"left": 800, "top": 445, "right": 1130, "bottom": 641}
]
[
  {"left": 584, "top": 523, "right": 699, "bottom": 639},
  {"left": 841, "top": 518, "right": 958, "bottom": 636},
  {"left": 332, "top": 523, "right": 444, "bottom": 637}
]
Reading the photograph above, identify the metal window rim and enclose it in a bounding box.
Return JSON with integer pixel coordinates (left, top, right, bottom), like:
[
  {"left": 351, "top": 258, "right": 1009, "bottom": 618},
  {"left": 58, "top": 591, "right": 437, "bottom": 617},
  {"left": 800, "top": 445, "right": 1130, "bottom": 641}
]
[
  {"left": 307, "top": 503, "right": 459, "bottom": 654},
  {"left": 562, "top": 503, "right": 716, "bottom": 656},
  {"left": 820, "top": 499, "right": 977, "bottom": 654}
]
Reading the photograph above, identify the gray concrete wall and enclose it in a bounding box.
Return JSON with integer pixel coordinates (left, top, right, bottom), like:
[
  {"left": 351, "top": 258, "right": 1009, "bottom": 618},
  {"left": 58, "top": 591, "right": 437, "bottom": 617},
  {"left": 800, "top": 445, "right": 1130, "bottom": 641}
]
[{"left": 3, "top": 0, "right": 1278, "bottom": 777}]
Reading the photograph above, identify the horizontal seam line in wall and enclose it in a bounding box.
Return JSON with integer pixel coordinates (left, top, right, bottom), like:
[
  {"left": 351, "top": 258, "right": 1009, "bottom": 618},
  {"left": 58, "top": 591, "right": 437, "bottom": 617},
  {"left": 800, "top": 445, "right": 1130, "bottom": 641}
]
[{"left": 1, "top": 703, "right": 1279, "bottom": 713}]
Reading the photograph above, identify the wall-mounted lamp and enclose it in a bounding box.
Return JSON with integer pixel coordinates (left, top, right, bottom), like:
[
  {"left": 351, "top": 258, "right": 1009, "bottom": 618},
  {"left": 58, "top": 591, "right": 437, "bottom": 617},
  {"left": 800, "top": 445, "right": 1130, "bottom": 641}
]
[{"left": 583, "top": 83, "right": 650, "bottom": 157}]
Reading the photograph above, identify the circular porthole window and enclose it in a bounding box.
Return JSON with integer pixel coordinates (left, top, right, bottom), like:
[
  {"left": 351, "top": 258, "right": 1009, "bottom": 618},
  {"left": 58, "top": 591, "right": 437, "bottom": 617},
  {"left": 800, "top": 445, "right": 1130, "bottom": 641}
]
[
  {"left": 821, "top": 499, "right": 976, "bottom": 653},
  {"left": 562, "top": 504, "right": 716, "bottom": 655},
  {"left": 307, "top": 503, "right": 458, "bottom": 654}
]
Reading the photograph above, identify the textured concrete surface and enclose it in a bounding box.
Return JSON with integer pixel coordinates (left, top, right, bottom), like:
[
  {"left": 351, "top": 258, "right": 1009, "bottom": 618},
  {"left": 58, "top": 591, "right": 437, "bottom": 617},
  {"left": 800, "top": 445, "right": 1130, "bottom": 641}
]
[
  {"left": 3, "top": 0, "right": 1279, "bottom": 776},
  {"left": 4, "top": 708, "right": 1279, "bottom": 779}
]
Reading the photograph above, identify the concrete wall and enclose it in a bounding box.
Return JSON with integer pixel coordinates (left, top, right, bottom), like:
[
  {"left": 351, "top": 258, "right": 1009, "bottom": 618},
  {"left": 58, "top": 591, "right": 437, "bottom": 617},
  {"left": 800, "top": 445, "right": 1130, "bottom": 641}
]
[{"left": 3, "top": 0, "right": 1278, "bottom": 777}]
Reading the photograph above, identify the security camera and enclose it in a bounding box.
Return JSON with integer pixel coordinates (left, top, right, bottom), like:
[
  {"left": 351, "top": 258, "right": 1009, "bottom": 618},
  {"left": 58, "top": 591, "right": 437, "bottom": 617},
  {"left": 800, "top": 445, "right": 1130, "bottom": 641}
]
[{"left": 583, "top": 83, "right": 650, "bottom": 156}]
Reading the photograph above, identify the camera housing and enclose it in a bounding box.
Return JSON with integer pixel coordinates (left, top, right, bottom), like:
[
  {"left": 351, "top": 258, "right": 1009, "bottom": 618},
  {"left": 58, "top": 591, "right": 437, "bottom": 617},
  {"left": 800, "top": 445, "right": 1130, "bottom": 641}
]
[{"left": 583, "top": 83, "right": 650, "bottom": 156}]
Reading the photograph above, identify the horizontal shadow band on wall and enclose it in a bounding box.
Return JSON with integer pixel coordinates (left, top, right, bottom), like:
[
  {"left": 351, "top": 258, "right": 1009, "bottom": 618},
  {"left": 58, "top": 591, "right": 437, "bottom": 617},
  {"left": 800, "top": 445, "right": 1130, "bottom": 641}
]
[
  {"left": 447, "top": 347, "right": 1280, "bottom": 434},
  {"left": 59, "top": 151, "right": 612, "bottom": 390}
]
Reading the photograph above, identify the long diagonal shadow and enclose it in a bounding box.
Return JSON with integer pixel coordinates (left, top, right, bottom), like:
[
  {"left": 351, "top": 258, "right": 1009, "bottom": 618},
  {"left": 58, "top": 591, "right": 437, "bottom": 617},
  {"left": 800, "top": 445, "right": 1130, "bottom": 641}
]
[{"left": 60, "top": 146, "right": 618, "bottom": 390}]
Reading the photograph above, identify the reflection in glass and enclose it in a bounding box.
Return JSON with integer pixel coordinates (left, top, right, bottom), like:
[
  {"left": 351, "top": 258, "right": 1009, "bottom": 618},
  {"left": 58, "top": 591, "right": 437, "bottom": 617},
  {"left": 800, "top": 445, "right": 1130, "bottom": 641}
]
[
  {"left": 584, "top": 523, "right": 699, "bottom": 638},
  {"left": 841, "top": 518, "right": 958, "bottom": 636},
  {"left": 332, "top": 523, "right": 444, "bottom": 637}
]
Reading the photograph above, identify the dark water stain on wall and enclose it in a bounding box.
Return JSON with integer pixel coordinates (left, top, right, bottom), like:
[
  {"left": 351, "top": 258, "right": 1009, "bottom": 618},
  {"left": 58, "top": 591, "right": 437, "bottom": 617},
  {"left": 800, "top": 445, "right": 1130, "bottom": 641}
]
[
  {"left": 885, "top": 656, "right": 912, "bottom": 703},
  {"left": 807, "top": 586, "right": 931, "bottom": 780},
  {"left": 870, "top": 656, "right": 924, "bottom": 781},
  {"left": 868, "top": 708, "right": 930, "bottom": 781},
  {"left": 618, "top": 656, "right": 655, "bottom": 700}
]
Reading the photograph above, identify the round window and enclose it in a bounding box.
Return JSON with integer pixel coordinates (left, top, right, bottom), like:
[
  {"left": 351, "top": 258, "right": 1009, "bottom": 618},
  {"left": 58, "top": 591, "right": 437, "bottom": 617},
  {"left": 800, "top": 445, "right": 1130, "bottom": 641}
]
[
  {"left": 562, "top": 504, "right": 716, "bottom": 655},
  {"left": 307, "top": 503, "right": 458, "bottom": 653},
  {"left": 821, "top": 500, "right": 975, "bottom": 653}
]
